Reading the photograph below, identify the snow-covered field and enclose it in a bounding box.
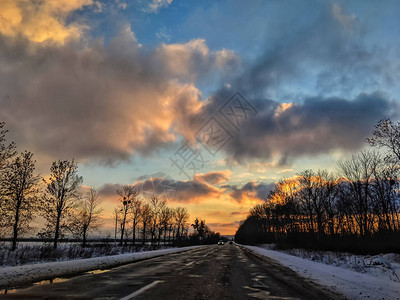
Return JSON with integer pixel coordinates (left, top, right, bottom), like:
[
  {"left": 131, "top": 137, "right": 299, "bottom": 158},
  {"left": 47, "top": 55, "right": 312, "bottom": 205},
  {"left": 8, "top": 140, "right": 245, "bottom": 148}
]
[
  {"left": 0, "top": 246, "right": 203, "bottom": 288},
  {"left": 241, "top": 244, "right": 400, "bottom": 300}
]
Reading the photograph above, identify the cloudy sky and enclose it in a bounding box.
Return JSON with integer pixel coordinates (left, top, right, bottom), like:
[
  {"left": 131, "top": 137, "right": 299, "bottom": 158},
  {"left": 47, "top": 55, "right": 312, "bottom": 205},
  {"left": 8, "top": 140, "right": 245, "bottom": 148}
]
[{"left": 1, "top": 0, "right": 399, "bottom": 234}]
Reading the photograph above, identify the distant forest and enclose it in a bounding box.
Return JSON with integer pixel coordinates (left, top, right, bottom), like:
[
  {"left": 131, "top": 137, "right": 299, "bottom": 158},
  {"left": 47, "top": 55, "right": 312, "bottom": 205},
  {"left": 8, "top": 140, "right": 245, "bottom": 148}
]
[{"left": 235, "top": 119, "right": 400, "bottom": 254}]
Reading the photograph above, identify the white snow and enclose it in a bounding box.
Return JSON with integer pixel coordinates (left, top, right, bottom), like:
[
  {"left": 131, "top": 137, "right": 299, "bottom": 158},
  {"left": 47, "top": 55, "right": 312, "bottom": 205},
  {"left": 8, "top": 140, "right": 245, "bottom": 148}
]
[
  {"left": 263, "top": 245, "right": 400, "bottom": 283},
  {"left": 0, "top": 246, "right": 203, "bottom": 288},
  {"left": 241, "top": 244, "right": 400, "bottom": 300}
]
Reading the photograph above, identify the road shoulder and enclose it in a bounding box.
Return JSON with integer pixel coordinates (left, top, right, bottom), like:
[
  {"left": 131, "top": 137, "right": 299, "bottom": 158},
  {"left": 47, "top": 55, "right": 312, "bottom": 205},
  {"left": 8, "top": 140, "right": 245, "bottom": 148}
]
[{"left": 240, "top": 244, "right": 400, "bottom": 300}]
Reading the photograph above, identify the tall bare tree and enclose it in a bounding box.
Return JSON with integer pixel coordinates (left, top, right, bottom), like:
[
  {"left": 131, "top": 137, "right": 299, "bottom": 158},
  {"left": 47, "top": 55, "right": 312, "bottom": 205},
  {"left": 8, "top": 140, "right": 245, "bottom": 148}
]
[
  {"left": 116, "top": 185, "right": 137, "bottom": 245},
  {"left": 73, "top": 188, "right": 103, "bottom": 247},
  {"left": 174, "top": 207, "right": 189, "bottom": 245},
  {"left": 149, "top": 196, "right": 166, "bottom": 245},
  {"left": 0, "top": 122, "right": 16, "bottom": 172},
  {"left": 367, "top": 118, "right": 400, "bottom": 162},
  {"left": 130, "top": 198, "right": 142, "bottom": 246},
  {"left": 338, "top": 150, "right": 381, "bottom": 236},
  {"left": 160, "top": 206, "right": 174, "bottom": 245},
  {"left": 41, "top": 159, "right": 83, "bottom": 249},
  {"left": 0, "top": 122, "right": 16, "bottom": 233},
  {"left": 2, "top": 151, "right": 40, "bottom": 250},
  {"left": 140, "top": 202, "right": 152, "bottom": 246}
]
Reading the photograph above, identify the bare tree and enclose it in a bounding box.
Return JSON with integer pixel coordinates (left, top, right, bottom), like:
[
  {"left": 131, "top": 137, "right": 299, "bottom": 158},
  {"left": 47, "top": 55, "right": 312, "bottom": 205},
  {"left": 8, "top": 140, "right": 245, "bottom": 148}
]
[
  {"left": 0, "top": 122, "right": 16, "bottom": 233},
  {"left": 73, "top": 188, "right": 103, "bottom": 247},
  {"left": 367, "top": 118, "right": 400, "bottom": 161},
  {"left": 140, "top": 202, "right": 152, "bottom": 246},
  {"left": 319, "top": 170, "right": 340, "bottom": 236},
  {"left": 160, "top": 206, "right": 174, "bottom": 245},
  {"left": 130, "top": 198, "right": 142, "bottom": 246},
  {"left": 41, "top": 159, "right": 83, "bottom": 249},
  {"left": 0, "top": 122, "right": 16, "bottom": 172},
  {"left": 168, "top": 209, "right": 176, "bottom": 244},
  {"left": 116, "top": 185, "right": 137, "bottom": 245},
  {"left": 149, "top": 196, "right": 166, "bottom": 245},
  {"left": 370, "top": 158, "right": 400, "bottom": 232},
  {"left": 113, "top": 208, "right": 121, "bottom": 246},
  {"left": 338, "top": 150, "right": 381, "bottom": 236},
  {"left": 2, "top": 151, "right": 40, "bottom": 250},
  {"left": 296, "top": 170, "right": 318, "bottom": 234},
  {"left": 174, "top": 207, "right": 189, "bottom": 245},
  {"left": 296, "top": 169, "right": 337, "bottom": 237}
]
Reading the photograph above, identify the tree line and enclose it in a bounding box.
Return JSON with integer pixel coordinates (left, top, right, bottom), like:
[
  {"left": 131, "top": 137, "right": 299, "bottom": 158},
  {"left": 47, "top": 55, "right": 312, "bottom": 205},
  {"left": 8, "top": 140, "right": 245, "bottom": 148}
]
[
  {"left": 0, "top": 121, "right": 220, "bottom": 251},
  {"left": 113, "top": 186, "right": 191, "bottom": 247},
  {"left": 235, "top": 119, "right": 400, "bottom": 253},
  {"left": 113, "top": 186, "right": 222, "bottom": 247},
  {"left": 0, "top": 121, "right": 104, "bottom": 250}
]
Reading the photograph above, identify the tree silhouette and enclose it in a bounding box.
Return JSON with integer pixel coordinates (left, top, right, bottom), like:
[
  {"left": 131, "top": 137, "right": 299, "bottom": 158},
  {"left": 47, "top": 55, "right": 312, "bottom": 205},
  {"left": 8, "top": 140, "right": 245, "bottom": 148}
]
[{"left": 41, "top": 159, "right": 83, "bottom": 249}]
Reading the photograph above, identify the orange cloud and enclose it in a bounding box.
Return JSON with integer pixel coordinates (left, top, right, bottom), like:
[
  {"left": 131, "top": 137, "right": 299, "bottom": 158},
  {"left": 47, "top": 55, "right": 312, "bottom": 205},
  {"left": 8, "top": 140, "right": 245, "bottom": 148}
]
[
  {"left": 0, "top": 0, "right": 96, "bottom": 44},
  {"left": 156, "top": 39, "right": 239, "bottom": 82}
]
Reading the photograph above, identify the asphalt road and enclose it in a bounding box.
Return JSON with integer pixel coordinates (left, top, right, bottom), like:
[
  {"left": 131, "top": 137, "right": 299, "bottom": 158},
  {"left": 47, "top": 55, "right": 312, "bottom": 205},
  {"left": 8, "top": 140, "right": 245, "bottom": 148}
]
[{"left": 1, "top": 244, "right": 342, "bottom": 300}]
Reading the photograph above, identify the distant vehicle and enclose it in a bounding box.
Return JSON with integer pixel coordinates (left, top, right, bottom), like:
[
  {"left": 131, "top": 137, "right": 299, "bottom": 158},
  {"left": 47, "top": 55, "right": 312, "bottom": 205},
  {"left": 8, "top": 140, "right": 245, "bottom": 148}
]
[
  {"left": 218, "top": 240, "right": 224, "bottom": 245},
  {"left": 228, "top": 241, "right": 233, "bottom": 245}
]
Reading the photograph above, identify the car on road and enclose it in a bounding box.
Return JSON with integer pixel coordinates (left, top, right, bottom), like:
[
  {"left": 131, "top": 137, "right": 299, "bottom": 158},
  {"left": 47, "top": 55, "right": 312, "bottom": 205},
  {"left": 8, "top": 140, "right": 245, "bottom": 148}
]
[
  {"left": 229, "top": 241, "right": 233, "bottom": 245},
  {"left": 217, "top": 240, "right": 224, "bottom": 245}
]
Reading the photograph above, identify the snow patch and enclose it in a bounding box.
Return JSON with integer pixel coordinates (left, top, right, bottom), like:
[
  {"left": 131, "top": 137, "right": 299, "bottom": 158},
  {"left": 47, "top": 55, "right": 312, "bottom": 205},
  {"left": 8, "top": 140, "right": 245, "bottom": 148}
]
[{"left": 241, "top": 245, "right": 400, "bottom": 300}]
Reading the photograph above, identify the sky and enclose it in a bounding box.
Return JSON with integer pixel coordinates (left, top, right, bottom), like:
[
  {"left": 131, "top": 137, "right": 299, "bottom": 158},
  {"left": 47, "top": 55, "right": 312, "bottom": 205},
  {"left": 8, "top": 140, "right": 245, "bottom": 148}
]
[{"left": 1, "top": 0, "right": 400, "bottom": 235}]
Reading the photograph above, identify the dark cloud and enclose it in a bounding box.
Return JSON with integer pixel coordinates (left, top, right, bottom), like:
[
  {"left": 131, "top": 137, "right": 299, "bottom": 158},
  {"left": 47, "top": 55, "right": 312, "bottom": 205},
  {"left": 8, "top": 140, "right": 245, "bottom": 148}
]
[
  {"left": 194, "top": 170, "right": 230, "bottom": 185},
  {"left": 224, "top": 181, "right": 275, "bottom": 202},
  {"left": 225, "top": 92, "right": 397, "bottom": 163},
  {"left": 98, "top": 174, "right": 222, "bottom": 203},
  {"left": 188, "top": 88, "right": 396, "bottom": 165},
  {"left": 230, "top": 211, "right": 243, "bottom": 216},
  {"left": 97, "top": 183, "right": 122, "bottom": 197},
  {"left": 98, "top": 174, "right": 274, "bottom": 204},
  {"left": 184, "top": 2, "right": 399, "bottom": 165}
]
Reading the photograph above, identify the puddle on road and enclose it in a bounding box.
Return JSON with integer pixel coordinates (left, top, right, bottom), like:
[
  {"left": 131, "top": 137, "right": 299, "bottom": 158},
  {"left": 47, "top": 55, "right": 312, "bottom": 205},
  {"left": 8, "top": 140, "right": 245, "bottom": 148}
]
[
  {"left": 86, "top": 269, "right": 110, "bottom": 275},
  {"left": 0, "top": 289, "right": 17, "bottom": 295},
  {"left": 1, "top": 275, "right": 74, "bottom": 295},
  {"left": 1, "top": 268, "right": 114, "bottom": 296},
  {"left": 33, "top": 277, "right": 70, "bottom": 285},
  {"left": 1, "top": 268, "right": 111, "bottom": 295}
]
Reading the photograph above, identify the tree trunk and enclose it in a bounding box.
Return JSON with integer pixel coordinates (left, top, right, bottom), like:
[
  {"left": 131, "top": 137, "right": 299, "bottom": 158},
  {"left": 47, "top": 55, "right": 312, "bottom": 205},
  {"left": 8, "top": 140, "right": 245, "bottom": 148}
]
[
  {"left": 158, "top": 227, "right": 162, "bottom": 245},
  {"left": 120, "top": 210, "right": 127, "bottom": 246},
  {"left": 82, "top": 226, "right": 87, "bottom": 248},
  {"left": 11, "top": 200, "right": 21, "bottom": 251},
  {"left": 54, "top": 210, "right": 61, "bottom": 249},
  {"left": 132, "top": 221, "right": 136, "bottom": 246},
  {"left": 142, "top": 223, "right": 146, "bottom": 246},
  {"left": 176, "top": 225, "right": 180, "bottom": 246},
  {"left": 53, "top": 215, "right": 60, "bottom": 249}
]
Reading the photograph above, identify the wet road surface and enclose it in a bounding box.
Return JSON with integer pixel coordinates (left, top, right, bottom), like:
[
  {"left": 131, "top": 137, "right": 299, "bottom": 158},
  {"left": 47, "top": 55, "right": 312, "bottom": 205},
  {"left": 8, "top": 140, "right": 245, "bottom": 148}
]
[{"left": 0, "top": 244, "right": 343, "bottom": 299}]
